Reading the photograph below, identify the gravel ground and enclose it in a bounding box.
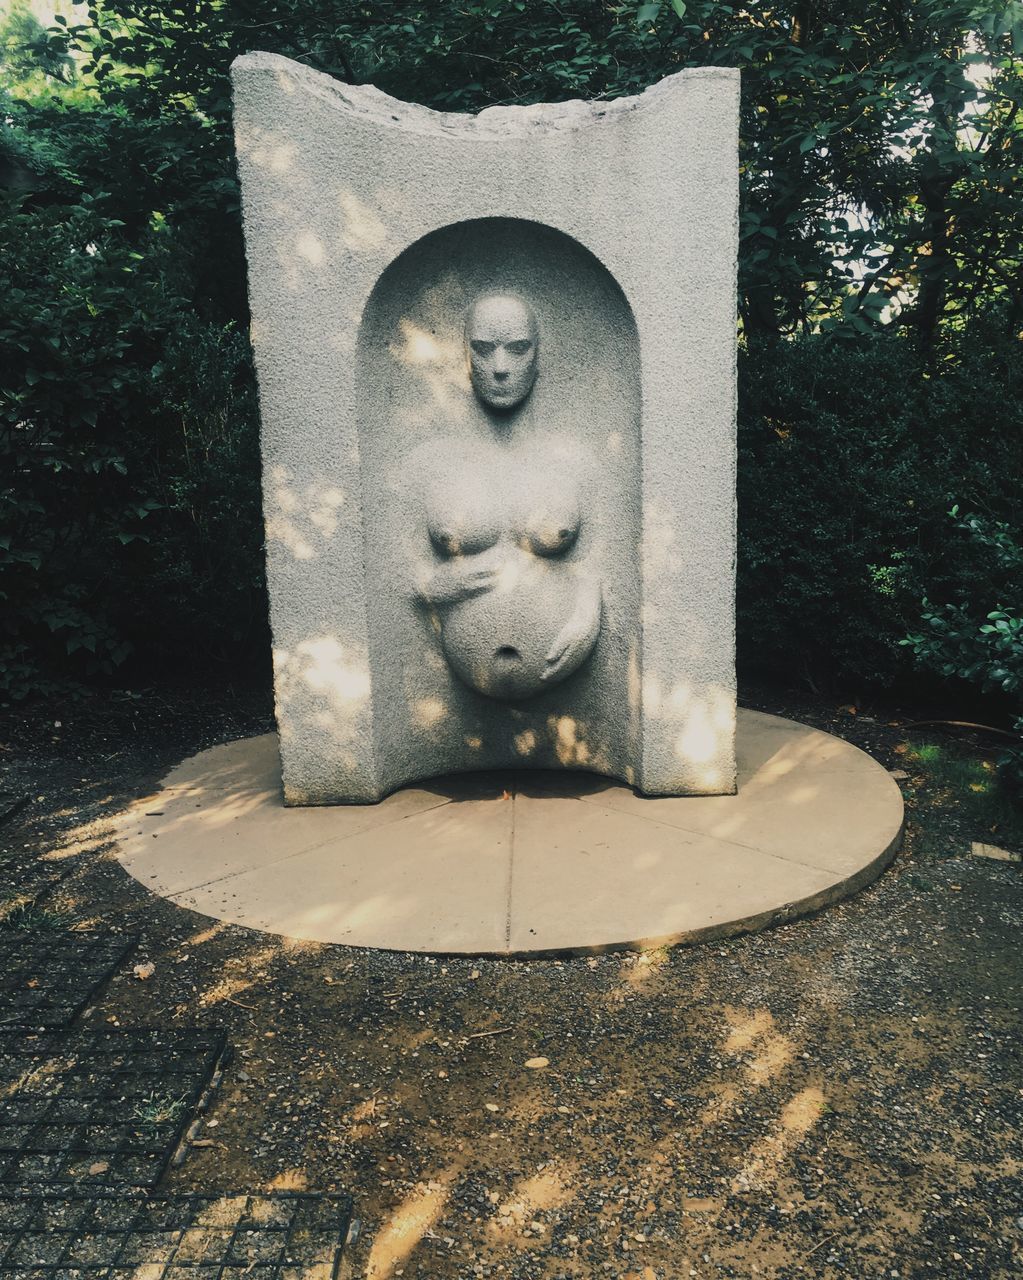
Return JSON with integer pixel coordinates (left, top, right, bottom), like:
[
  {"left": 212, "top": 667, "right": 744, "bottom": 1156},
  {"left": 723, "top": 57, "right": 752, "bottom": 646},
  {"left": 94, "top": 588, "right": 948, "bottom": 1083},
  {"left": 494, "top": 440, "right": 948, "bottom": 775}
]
[{"left": 0, "top": 683, "right": 1020, "bottom": 1280}]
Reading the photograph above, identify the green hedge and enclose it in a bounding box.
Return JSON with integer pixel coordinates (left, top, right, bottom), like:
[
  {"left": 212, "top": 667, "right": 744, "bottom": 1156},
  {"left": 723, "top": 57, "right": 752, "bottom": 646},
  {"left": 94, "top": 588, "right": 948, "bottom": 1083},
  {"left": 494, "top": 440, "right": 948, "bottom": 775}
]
[
  {"left": 0, "top": 142, "right": 264, "bottom": 695},
  {"left": 737, "top": 325, "right": 1023, "bottom": 690},
  {"left": 2, "top": 0, "right": 1022, "bottom": 706}
]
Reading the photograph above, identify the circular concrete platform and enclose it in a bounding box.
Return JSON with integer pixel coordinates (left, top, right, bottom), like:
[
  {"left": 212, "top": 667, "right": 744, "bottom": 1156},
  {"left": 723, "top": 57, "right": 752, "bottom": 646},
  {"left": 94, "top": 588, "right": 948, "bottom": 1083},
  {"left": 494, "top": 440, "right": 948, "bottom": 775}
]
[{"left": 114, "top": 710, "right": 903, "bottom": 955}]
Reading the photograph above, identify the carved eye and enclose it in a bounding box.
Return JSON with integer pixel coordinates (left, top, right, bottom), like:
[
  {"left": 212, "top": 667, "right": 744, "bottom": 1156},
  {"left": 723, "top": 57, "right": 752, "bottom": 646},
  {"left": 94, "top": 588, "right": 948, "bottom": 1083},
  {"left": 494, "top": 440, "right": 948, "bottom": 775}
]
[
  {"left": 470, "top": 340, "right": 496, "bottom": 356},
  {"left": 506, "top": 340, "right": 533, "bottom": 356}
]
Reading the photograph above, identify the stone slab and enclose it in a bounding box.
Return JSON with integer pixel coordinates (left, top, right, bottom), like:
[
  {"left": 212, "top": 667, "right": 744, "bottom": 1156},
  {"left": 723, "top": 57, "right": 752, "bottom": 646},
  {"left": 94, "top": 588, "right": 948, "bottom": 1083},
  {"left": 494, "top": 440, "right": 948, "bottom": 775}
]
[
  {"left": 169, "top": 795, "right": 513, "bottom": 952},
  {"left": 114, "top": 711, "right": 903, "bottom": 956},
  {"left": 507, "top": 790, "right": 842, "bottom": 952},
  {"left": 120, "top": 741, "right": 454, "bottom": 897},
  {"left": 970, "top": 841, "right": 1021, "bottom": 863},
  {"left": 232, "top": 52, "right": 740, "bottom": 802}
]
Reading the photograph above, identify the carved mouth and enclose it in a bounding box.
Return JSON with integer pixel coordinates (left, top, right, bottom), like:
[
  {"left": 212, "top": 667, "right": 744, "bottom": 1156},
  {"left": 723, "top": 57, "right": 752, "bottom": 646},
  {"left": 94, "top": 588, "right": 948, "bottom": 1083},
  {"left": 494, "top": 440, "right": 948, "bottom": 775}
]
[{"left": 494, "top": 645, "right": 522, "bottom": 665}]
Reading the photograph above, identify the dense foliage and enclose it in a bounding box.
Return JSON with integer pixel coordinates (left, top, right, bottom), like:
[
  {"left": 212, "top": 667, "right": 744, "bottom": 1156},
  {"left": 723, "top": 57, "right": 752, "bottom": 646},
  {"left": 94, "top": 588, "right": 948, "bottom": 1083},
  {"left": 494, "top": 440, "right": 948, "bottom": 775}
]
[
  {"left": 903, "top": 510, "right": 1023, "bottom": 789},
  {"left": 1, "top": 1, "right": 1021, "bottom": 718},
  {"left": 738, "top": 323, "right": 1021, "bottom": 689}
]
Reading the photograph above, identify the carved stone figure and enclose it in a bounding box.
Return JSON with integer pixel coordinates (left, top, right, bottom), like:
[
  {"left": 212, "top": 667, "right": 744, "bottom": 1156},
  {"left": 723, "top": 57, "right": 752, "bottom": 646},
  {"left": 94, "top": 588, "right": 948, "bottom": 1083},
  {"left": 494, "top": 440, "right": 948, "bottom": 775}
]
[
  {"left": 465, "top": 293, "right": 538, "bottom": 411},
  {"left": 413, "top": 293, "right": 602, "bottom": 701}
]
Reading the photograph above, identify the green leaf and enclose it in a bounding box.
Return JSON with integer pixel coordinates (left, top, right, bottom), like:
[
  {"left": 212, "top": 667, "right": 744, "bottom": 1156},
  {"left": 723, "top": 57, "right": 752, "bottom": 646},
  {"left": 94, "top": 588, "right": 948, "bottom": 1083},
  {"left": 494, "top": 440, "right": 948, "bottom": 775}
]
[
  {"left": 670, "top": 0, "right": 686, "bottom": 17},
  {"left": 637, "top": 2, "right": 660, "bottom": 25}
]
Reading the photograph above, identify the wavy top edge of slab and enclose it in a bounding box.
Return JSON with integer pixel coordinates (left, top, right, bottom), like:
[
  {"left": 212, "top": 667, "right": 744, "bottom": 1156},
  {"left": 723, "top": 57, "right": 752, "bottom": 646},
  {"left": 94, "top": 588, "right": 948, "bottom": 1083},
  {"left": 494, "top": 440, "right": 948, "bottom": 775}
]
[{"left": 231, "top": 50, "right": 739, "bottom": 139}]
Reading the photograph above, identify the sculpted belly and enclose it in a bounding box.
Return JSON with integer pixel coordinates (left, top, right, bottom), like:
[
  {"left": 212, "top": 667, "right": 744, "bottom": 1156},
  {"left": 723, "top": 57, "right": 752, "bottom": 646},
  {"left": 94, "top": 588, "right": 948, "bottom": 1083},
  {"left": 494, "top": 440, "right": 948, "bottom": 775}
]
[
  {"left": 417, "top": 439, "right": 600, "bottom": 703},
  {"left": 440, "top": 552, "right": 596, "bottom": 701}
]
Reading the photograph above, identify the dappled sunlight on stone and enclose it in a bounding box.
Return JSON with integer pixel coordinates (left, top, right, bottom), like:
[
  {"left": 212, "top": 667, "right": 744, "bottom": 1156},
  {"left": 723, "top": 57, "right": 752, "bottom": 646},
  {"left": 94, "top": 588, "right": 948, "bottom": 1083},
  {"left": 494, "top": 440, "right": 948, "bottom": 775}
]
[
  {"left": 265, "top": 466, "right": 347, "bottom": 563},
  {"left": 272, "top": 63, "right": 296, "bottom": 95},
  {"left": 190, "top": 791, "right": 277, "bottom": 828},
  {"left": 641, "top": 496, "right": 683, "bottom": 582},
  {"left": 548, "top": 715, "right": 591, "bottom": 767},
  {"left": 393, "top": 317, "right": 450, "bottom": 367},
  {"left": 338, "top": 191, "right": 389, "bottom": 253},
  {"left": 267, "top": 142, "right": 296, "bottom": 173},
  {"left": 388, "top": 314, "right": 467, "bottom": 415},
  {"left": 307, "top": 489, "right": 346, "bottom": 537},
  {"left": 116, "top": 710, "right": 900, "bottom": 953},
  {"left": 412, "top": 697, "right": 448, "bottom": 730},
  {"left": 295, "top": 229, "right": 325, "bottom": 265},
  {"left": 675, "top": 705, "right": 720, "bottom": 765},
  {"left": 292, "top": 638, "right": 371, "bottom": 706},
  {"left": 236, "top": 116, "right": 296, "bottom": 175}
]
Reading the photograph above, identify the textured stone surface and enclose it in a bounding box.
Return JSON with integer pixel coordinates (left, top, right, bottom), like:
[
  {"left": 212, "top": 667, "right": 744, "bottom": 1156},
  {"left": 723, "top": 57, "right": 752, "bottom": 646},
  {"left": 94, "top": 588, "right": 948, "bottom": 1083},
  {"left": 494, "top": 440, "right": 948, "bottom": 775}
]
[
  {"left": 232, "top": 52, "right": 740, "bottom": 803},
  {"left": 412, "top": 290, "right": 603, "bottom": 704},
  {"left": 114, "top": 711, "right": 904, "bottom": 955}
]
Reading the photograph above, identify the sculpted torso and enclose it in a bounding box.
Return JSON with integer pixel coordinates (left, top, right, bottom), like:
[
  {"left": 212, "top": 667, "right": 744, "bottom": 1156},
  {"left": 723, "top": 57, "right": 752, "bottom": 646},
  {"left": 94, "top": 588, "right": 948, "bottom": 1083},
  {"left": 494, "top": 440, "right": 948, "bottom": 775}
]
[{"left": 409, "top": 293, "right": 602, "bottom": 701}]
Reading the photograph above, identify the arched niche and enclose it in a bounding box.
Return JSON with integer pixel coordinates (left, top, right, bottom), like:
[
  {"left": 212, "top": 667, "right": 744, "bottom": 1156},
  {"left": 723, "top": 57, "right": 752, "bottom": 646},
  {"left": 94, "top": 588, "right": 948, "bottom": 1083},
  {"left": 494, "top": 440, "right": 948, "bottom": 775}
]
[{"left": 355, "top": 217, "right": 642, "bottom": 793}]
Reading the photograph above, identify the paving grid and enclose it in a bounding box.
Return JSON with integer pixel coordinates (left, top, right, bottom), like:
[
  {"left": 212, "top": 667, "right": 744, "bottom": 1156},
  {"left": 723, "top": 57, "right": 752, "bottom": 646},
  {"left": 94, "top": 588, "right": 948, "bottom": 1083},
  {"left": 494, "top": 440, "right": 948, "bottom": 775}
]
[
  {"left": 0, "top": 935, "right": 138, "bottom": 1030},
  {"left": 0, "top": 1029, "right": 228, "bottom": 1188},
  {"left": 0, "top": 1191, "right": 353, "bottom": 1276}
]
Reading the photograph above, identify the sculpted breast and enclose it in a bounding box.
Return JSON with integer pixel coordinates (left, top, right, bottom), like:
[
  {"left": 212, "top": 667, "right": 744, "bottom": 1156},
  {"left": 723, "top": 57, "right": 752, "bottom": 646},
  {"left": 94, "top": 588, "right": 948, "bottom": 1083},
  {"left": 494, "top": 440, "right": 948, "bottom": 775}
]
[
  {"left": 517, "top": 490, "right": 581, "bottom": 558},
  {"left": 426, "top": 462, "right": 582, "bottom": 560},
  {"left": 424, "top": 470, "right": 501, "bottom": 558}
]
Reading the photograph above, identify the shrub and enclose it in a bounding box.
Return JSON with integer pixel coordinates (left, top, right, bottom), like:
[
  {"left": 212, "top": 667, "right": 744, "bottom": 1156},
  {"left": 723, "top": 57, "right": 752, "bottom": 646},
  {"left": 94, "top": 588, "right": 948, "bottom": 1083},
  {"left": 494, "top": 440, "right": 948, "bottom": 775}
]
[
  {"left": 903, "top": 511, "right": 1023, "bottom": 796},
  {"left": 2, "top": 1, "right": 1021, "bottom": 705},
  {"left": 737, "top": 326, "right": 1023, "bottom": 692},
  {"left": 0, "top": 97, "right": 263, "bottom": 697}
]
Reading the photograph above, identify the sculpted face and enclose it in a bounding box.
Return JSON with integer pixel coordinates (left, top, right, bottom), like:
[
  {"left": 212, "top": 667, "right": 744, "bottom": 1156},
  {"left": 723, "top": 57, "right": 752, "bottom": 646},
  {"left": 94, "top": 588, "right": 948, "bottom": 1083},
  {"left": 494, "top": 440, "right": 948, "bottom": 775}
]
[{"left": 465, "top": 293, "right": 539, "bottom": 410}]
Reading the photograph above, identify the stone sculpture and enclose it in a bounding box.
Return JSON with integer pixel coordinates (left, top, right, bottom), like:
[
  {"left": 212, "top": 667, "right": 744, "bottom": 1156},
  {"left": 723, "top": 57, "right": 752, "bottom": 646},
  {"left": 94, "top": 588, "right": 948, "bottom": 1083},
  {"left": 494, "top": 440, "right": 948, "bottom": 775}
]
[
  {"left": 231, "top": 52, "right": 740, "bottom": 804},
  {"left": 415, "top": 292, "right": 602, "bottom": 703}
]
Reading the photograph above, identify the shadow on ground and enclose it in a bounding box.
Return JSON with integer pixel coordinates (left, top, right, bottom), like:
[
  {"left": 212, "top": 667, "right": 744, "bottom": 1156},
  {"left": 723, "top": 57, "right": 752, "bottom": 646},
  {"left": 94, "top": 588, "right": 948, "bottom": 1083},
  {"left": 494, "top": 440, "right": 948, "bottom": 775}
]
[{"left": 1, "top": 685, "right": 1020, "bottom": 1279}]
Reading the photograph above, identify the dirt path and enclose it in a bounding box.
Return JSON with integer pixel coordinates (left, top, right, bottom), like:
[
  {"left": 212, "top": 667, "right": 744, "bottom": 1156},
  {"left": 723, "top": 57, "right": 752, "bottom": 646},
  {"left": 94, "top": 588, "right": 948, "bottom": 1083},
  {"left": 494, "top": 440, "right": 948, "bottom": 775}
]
[{"left": 1, "top": 686, "right": 1020, "bottom": 1279}]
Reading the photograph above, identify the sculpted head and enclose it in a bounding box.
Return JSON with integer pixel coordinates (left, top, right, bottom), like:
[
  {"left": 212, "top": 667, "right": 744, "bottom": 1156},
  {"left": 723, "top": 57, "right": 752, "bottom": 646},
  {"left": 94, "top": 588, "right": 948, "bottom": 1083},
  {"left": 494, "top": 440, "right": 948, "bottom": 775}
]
[{"left": 465, "top": 292, "right": 539, "bottom": 411}]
